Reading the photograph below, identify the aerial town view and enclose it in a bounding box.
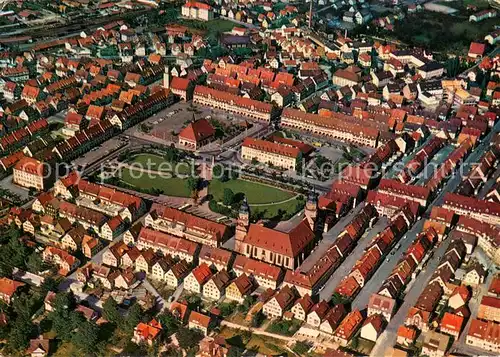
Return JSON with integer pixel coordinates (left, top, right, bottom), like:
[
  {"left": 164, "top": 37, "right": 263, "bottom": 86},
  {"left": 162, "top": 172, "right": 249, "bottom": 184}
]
[{"left": 0, "top": 0, "right": 499, "bottom": 355}]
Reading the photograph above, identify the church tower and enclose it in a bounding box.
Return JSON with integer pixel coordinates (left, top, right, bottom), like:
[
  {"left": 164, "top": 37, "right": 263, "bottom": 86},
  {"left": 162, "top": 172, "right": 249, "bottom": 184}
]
[
  {"left": 304, "top": 190, "right": 318, "bottom": 231},
  {"left": 163, "top": 64, "right": 170, "bottom": 89},
  {"left": 235, "top": 197, "right": 250, "bottom": 254}
]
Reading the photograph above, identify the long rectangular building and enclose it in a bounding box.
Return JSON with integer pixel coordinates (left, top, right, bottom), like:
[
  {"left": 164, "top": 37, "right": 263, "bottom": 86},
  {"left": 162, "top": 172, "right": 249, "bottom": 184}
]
[
  {"left": 193, "top": 85, "right": 276, "bottom": 122},
  {"left": 145, "top": 206, "right": 231, "bottom": 247},
  {"left": 241, "top": 137, "right": 301, "bottom": 171},
  {"left": 443, "top": 193, "right": 500, "bottom": 226},
  {"left": 280, "top": 108, "right": 379, "bottom": 148}
]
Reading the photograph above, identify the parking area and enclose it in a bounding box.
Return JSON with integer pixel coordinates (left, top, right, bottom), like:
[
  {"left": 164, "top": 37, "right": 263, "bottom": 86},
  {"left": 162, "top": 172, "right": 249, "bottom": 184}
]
[
  {"left": 132, "top": 101, "right": 257, "bottom": 144},
  {"left": 0, "top": 175, "right": 31, "bottom": 201},
  {"left": 318, "top": 146, "right": 345, "bottom": 162},
  {"left": 73, "top": 137, "right": 127, "bottom": 168}
]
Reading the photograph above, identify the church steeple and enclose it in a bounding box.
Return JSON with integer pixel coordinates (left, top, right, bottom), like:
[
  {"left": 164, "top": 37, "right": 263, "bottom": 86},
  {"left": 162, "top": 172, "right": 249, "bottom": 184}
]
[
  {"left": 235, "top": 196, "right": 250, "bottom": 254},
  {"left": 163, "top": 64, "right": 170, "bottom": 89},
  {"left": 305, "top": 189, "right": 318, "bottom": 230}
]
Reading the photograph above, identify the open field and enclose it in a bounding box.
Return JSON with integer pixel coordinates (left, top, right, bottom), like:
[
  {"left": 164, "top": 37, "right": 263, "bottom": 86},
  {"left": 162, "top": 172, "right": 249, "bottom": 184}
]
[
  {"left": 120, "top": 168, "right": 192, "bottom": 197},
  {"left": 209, "top": 179, "right": 303, "bottom": 219},
  {"left": 128, "top": 153, "right": 194, "bottom": 175},
  {"left": 218, "top": 327, "right": 287, "bottom": 355},
  {"left": 209, "top": 179, "right": 295, "bottom": 204}
]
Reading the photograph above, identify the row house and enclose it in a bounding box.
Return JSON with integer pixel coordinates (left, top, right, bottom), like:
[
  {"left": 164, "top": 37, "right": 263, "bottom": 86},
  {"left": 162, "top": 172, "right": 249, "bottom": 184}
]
[
  {"left": 198, "top": 245, "right": 233, "bottom": 272},
  {"left": 377, "top": 179, "right": 431, "bottom": 207},
  {"left": 225, "top": 274, "right": 255, "bottom": 303},
  {"left": 202, "top": 269, "right": 231, "bottom": 301},
  {"left": 152, "top": 258, "right": 191, "bottom": 289},
  {"left": 193, "top": 85, "right": 277, "bottom": 122},
  {"left": 75, "top": 179, "right": 147, "bottom": 222},
  {"left": 42, "top": 246, "right": 80, "bottom": 275},
  {"left": 333, "top": 310, "right": 363, "bottom": 347},
  {"left": 262, "top": 285, "right": 298, "bottom": 318},
  {"left": 53, "top": 120, "right": 115, "bottom": 161},
  {"left": 443, "top": 192, "right": 500, "bottom": 226},
  {"left": 111, "top": 88, "right": 175, "bottom": 130},
  {"left": 456, "top": 216, "right": 500, "bottom": 264},
  {"left": 232, "top": 255, "right": 283, "bottom": 290},
  {"left": 241, "top": 137, "right": 302, "bottom": 171},
  {"left": 130, "top": 226, "right": 200, "bottom": 264},
  {"left": 144, "top": 206, "right": 230, "bottom": 247},
  {"left": 281, "top": 108, "right": 379, "bottom": 148},
  {"left": 290, "top": 294, "right": 314, "bottom": 321},
  {"left": 478, "top": 296, "right": 500, "bottom": 323},
  {"left": 429, "top": 240, "right": 466, "bottom": 294},
  {"left": 58, "top": 201, "right": 107, "bottom": 236},
  {"left": 405, "top": 282, "right": 443, "bottom": 332},
  {"left": 184, "top": 263, "right": 213, "bottom": 294},
  {"left": 466, "top": 319, "right": 500, "bottom": 353}
]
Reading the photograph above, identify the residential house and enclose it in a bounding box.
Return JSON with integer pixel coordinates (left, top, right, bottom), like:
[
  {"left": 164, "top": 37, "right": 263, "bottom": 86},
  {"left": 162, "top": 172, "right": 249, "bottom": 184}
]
[
  {"left": 262, "top": 286, "right": 297, "bottom": 319},
  {"left": 421, "top": 330, "right": 450, "bottom": 357},
  {"left": 225, "top": 274, "right": 255, "bottom": 303},
  {"left": 132, "top": 319, "right": 162, "bottom": 346},
  {"left": 202, "top": 270, "right": 231, "bottom": 301},
  {"left": 466, "top": 319, "right": 500, "bottom": 353},
  {"left": 0, "top": 277, "right": 25, "bottom": 305},
  {"left": 165, "top": 260, "right": 191, "bottom": 288},
  {"left": 333, "top": 310, "right": 363, "bottom": 347},
  {"left": 188, "top": 311, "right": 212, "bottom": 336},
  {"left": 291, "top": 294, "right": 314, "bottom": 321},
  {"left": 184, "top": 263, "right": 213, "bottom": 294},
  {"left": 360, "top": 314, "right": 386, "bottom": 342}
]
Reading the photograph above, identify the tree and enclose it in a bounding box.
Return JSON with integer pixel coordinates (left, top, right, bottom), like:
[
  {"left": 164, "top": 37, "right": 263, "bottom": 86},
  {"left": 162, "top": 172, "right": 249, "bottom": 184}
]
[
  {"left": 186, "top": 176, "right": 202, "bottom": 194},
  {"left": 251, "top": 157, "right": 259, "bottom": 165},
  {"left": 251, "top": 311, "right": 265, "bottom": 328},
  {"left": 238, "top": 295, "right": 255, "bottom": 313},
  {"left": 8, "top": 316, "right": 33, "bottom": 351},
  {"left": 218, "top": 302, "right": 236, "bottom": 317},
  {"left": 102, "top": 297, "right": 121, "bottom": 324},
  {"left": 222, "top": 188, "right": 235, "bottom": 206},
  {"left": 212, "top": 165, "right": 226, "bottom": 181},
  {"left": 40, "top": 277, "right": 58, "bottom": 295},
  {"left": 176, "top": 327, "right": 203, "bottom": 350},
  {"left": 72, "top": 320, "right": 99, "bottom": 355},
  {"left": 165, "top": 145, "right": 179, "bottom": 163},
  {"left": 26, "top": 252, "right": 45, "bottom": 273},
  {"left": 125, "top": 303, "right": 143, "bottom": 333},
  {"left": 157, "top": 311, "right": 179, "bottom": 335}
]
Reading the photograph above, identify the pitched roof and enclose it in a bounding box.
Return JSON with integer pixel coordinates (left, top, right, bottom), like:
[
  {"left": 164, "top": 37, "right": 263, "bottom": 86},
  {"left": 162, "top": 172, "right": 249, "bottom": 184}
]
[
  {"left": 242, "top": 137, "right": 301, "bottom": 158},
  {"left": 243, "top": 219, "right": 314, "bottom": 258},
  {"left": 179, "top": 118, "right": 215, "bottom": 142},
  {"left": 0, "top": 278, "right": 25, "bottom": 299}
]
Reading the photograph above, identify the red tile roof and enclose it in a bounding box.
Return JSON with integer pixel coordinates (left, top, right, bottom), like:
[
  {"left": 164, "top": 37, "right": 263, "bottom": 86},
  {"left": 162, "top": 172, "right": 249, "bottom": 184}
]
[
  {"left": 0, "top": 278, "right": 24, "bottom": 299},
  {"left": 179, "top": 118, "right": 215, "bottom": 143},
  {"left": 467, "top": 319, "right": 500, "bottom": 344},
  {"left": 14, "top": 156, "right": 45, "bottom": 176},
  {"left": 191, "top": 263, "right": 213, "bottom": 284},
  {"left": 194, "top": 85, "right": 273, "bottom": 114},
  {"left": 242, "top": 137, "right": 301, "bottom": 158},
  {"left": 243, "top": 219, "right": 314, "bottom": 258}
]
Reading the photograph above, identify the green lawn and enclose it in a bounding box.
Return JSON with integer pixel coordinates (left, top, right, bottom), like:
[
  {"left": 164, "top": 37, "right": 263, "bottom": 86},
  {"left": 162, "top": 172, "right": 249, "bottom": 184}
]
[
  {"left": 209, "top": 179, "right": 303, "bottom": 220},
  {"left": 208, "top": 18, "right": 237, "bottom": 33},
  {"left": 120, "top": 168, "right": 192, "bottom": 197},
  {"left": 128, "top": 153, "right": 193, "bottom": 175},
  {"left": 209, "top": 179, "right": 294, "bottom": 204}
]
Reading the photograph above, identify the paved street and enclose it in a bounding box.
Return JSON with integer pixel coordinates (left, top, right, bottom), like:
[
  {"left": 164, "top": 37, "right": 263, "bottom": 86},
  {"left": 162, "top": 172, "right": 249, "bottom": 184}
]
[
  {"left": 369, "top": 121, "right": 500, "bottom": 357},
  {"left": 369, "top": 239, "right": 450, "bottom": 357},
  {"left": 319, "top": 216, "right": 388, "bottom": 301}
]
